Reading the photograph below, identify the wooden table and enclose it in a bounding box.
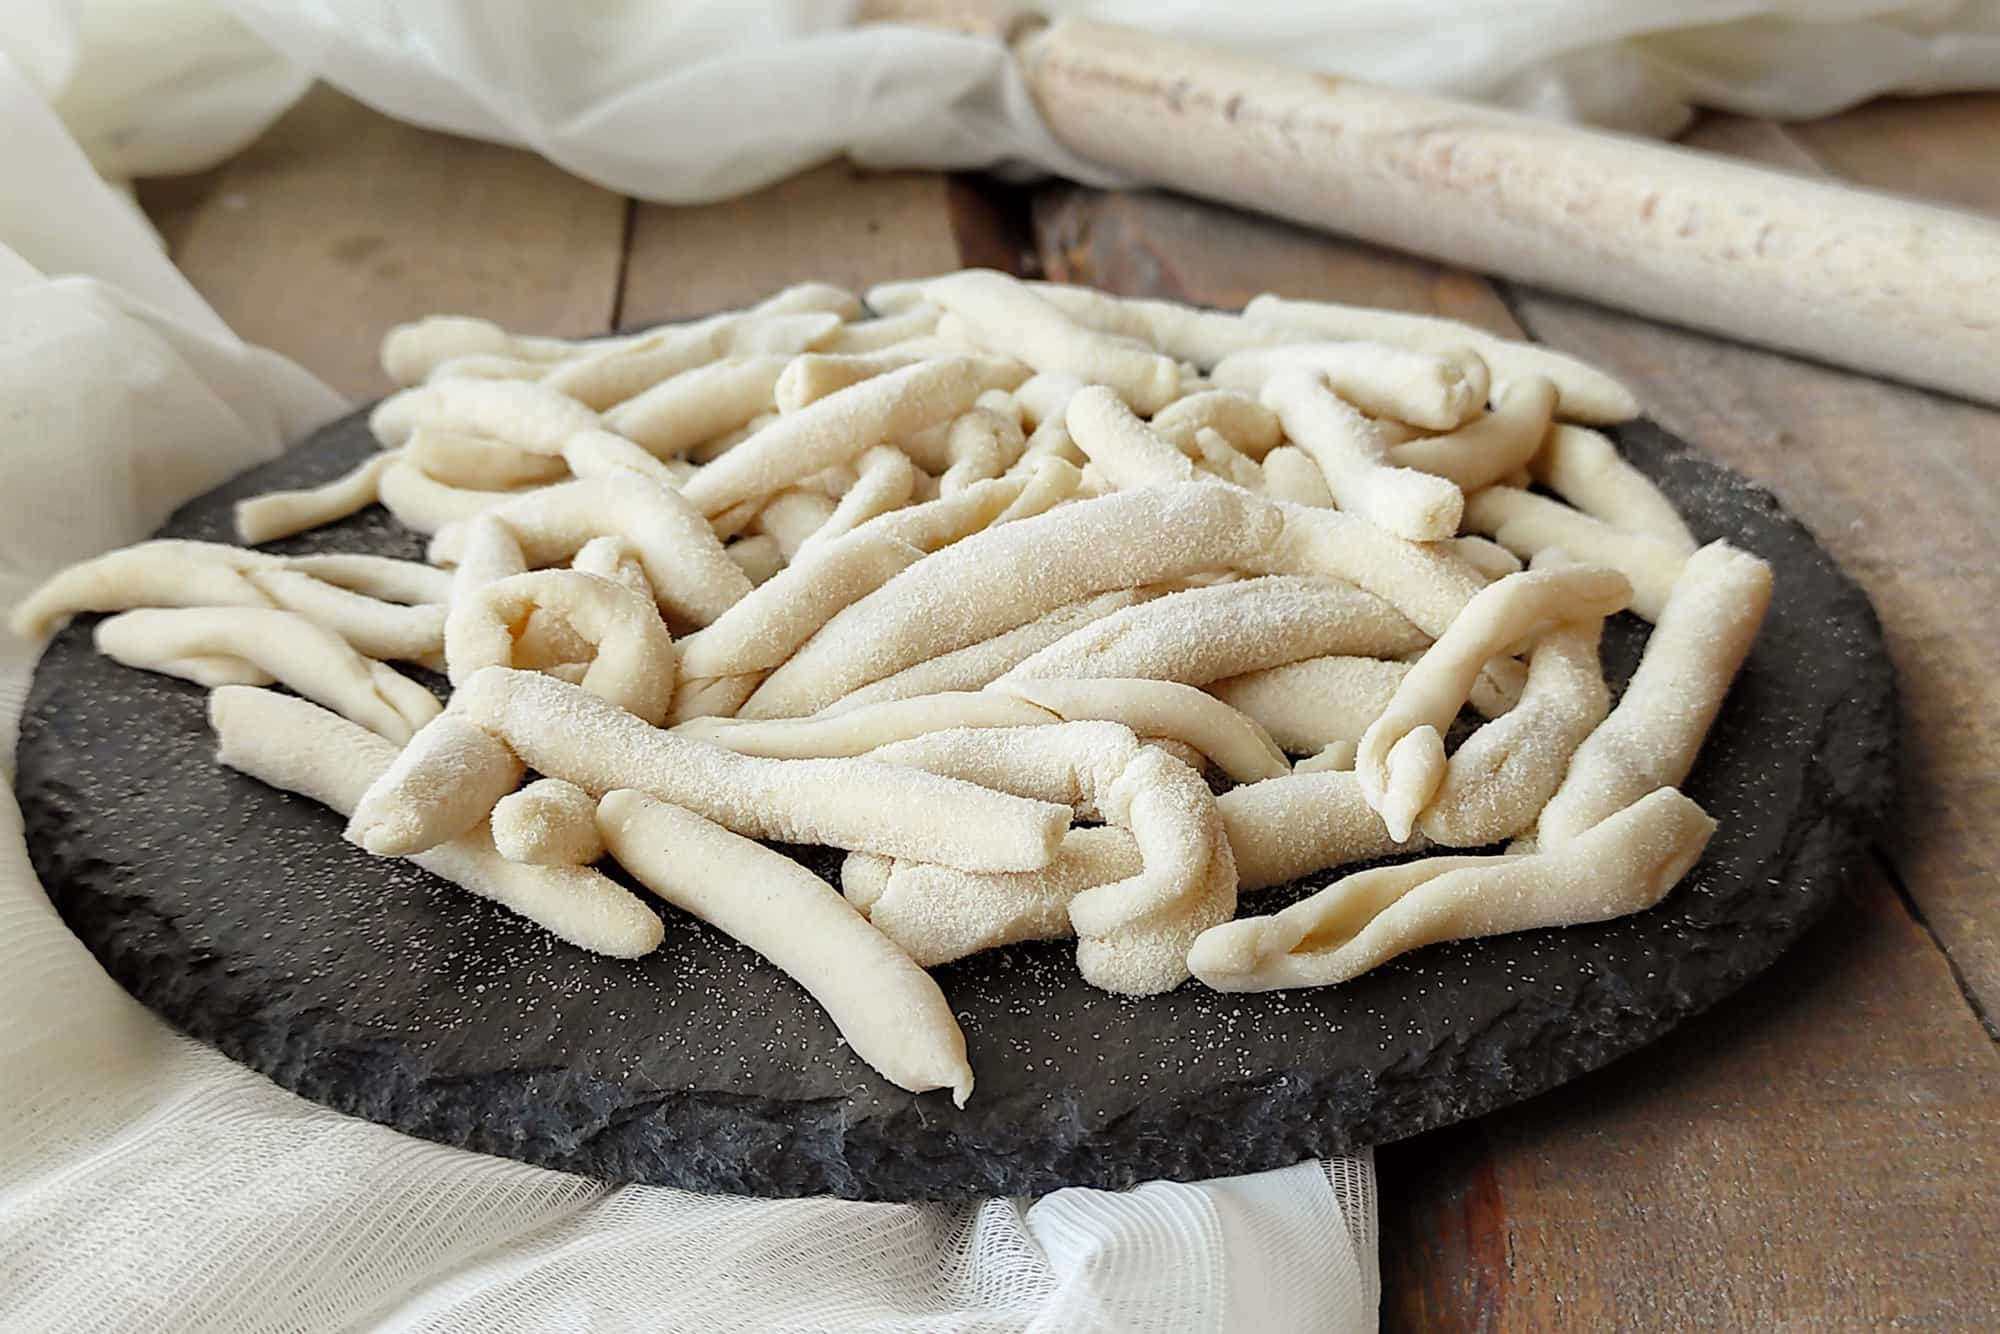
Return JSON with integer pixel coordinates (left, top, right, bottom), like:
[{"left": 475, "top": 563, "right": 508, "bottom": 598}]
[{"left": 138, "top": 86, "right": 2000, "bottom": 1329}]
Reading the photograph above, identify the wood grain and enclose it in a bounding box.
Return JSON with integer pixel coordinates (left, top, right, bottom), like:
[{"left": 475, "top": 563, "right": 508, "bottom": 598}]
[
  {"left": 149, "top": 85, "right": 627, "bottom": 398},
  {"left": 1382, "top": 862, "right": 2000, "bottom": 1330},
  {"left": 1785, "top": 94, "right": 2000, "bottom": 216},
  {"left": 1031, "top": 169, "right": 2000, "bottom": 1329},
  {"left": 1506, "top": 115, "right": 2000, "bottom": 1031},
  {"left": 621, "top": 161, "right": 984, "bottom": 324}
]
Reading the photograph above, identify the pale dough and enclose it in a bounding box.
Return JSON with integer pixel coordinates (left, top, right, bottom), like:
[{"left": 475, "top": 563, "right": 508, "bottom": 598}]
[
  {"left": 864, "top": 721, "right": 1234, "bottom": 994},
  {"left": 1294, "top": 741, "right": 1357, "bottom": 773},
  {"left": 428, "top": 472, "right": 750, "bottom": 627},
  {"left": 939, "top": 406, "right": 1028, "bottom": 495},
  {"left": 541, "top": 313, "right": 837, "bottom": 410},
  {"left": 1534, "top": 541, "right": 1772, "bottom": 847},
  {"left": 793, "top": 446, "right": 917, "bottom": 555},
  {"left": 990, "top": 678, "right": 1290, "bottom": 783},
  {"left": 923, "top": 270, "right": 1182, "bottom": 414},
  {"left": 750, "top": 489, "right": 838, "bottom": 561},
  {"left": 1446, "top": 536, "right": 1524, "bottom": 582},
  {"left": 1217, "top": 769, "right": 1422, "bottom": 892},
  {"left": 571, "top": 535, "right": 655, "bottom": 602},
  {"left": 1389, "top": 377, "right": 1559, "bottom": 493},
  {"left": 1190, "top": 787, "right": 1715, "bottom": 991},
  {"left": 380, "top": 315, "right": 559, "bottom": 385},
  {"left": 855, "top": 827, "right": 1142, "bottom": 968},
  {"left": 1258, "top": 445, "right": 1334, "bottom": 506},
  {"left": 1260, "top": 368, "right": 1463, "bottom": 541},
  {"left": 741, "top": 485, "right": 1284, "bottom": 718},
  {"left": 371, "top": 378, "right": 599, "bottom": 455},
  {"left": 774, "top": 349, "right": 926, "bottom": 412},
  {"left": 1063, "top": 385, "right": 1196, "bottom": 489},
  {"left": 1531, "top": 424, "right": 1698, "bottom": 553},
  {"left": 248, "top": 568, "right": 446, "bottom": 666},
  {"left": 377, "top": 460, "right": 519, "bottom": 534},
  {"left": 1418, "top": 611, "right": 1610, "bottom": 848},
  {"left": 561, "top": 428, "right": 686, "bottom": 491},
  {"left": 1462, "top": 486, "right": 1689, "bottom": 622},
  {"left": 822, "top": 588, "right": 1157, "bottom": 711},
  {"left": 855, "top": 761, "right": 1419, "bottom": 968},
  {"left": 1247, "top": 501, "right": 1489, "bottom": 640},
  {"left": 722, "top": 535, "right": 785, "bottom": 588},
  {"left": 1069, "top": 746, "right": 1237, "bottom": 996},
  {"left": 423, "top": 353, "right": 550, "bottom": 384},
  {"left": 346, "top": 714, "right": 524, "bottom": 856},
  {"left": 599, "top": 357, "right": 788, "bottom": 458},
  {"left": 402, "top": 427, "right": 568, "bottom": 490},
  {"left": 445, "top": 569, "right": 678, "bottom": 724},
  {"left": 1356, "top": 563, "right": 1631, "bottom": 840},
  {"left": 1150, "top": 389, "right": 1283, "bottom": 461},
  {"left": 453, "top": 667, "right": 1069, "bottom": 872},
  {"left": 1213, "top": 341, "right": 1485, "bottom": 431},
  {"left": 211, "top": 686, "right": 661, "bottom": 958},
  {"left": 1001, "top": 575, "right": 1426, "bottom": 688},
  {"left": 1189, "top": 428, "right": 1264, "bottom": 489},
  {"left": 674, "top": 528, "right": 927, "bottom": 681},
  {"left": 1241, "top": 294, "right": 1640, "bottom": 425},
  {"left": 21, "top": 275, "right": 1765, "bottom": 1082},
  {"left": 666, "top": 672, "right": 763, "bottom": 726},
  {"left": 1209, "top": 655, "right": 1412, "bottom": 756},
  {"left": 235, "top": 452, "right": 396, "bottom": 544},
  {"left": 491, "top": 778, "right": 606, "bottom": 866},
  {"left": 821, "top": 303, "right": 942, "bottom": 354},
  {"left": 10, "top": 540, "right": 276, "bottom": 639},
  {"left": 983, "top": 455, "right": 1084, "bottom": 526},
  {"left": 1012, "top": 370, "right": 1089, "bottom": 430},
  {"left": 1023, "top": 283, "right": 1294, "bottom": 370},
  {"left": 680, "top": 358, "right": 1006, "bottom": 517},
  {"left": 597, "top": 789, "right": 974, "bottom": 1103},
  {"left": 95, "top": 606, "right": 440, "bottom": 743},
  {"left": 447, "top": 514, "right": 527, "bottom": 607},
  {"left": 673, "top": 691, "right": 1058, "bottom": 759},
  {"left": 284, "top": 554, "right": 453, "bottom": 606}
]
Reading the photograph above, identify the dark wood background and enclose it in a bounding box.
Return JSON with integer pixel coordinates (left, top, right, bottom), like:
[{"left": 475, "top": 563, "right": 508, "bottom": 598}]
[{"left": 137, "top": 85, "right": 2000, "bottom": 1328}]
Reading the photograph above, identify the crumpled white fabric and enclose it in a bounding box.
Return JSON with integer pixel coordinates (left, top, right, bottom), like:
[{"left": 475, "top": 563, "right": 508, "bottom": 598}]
[
  {"left": 13, "top": 1, "right": 2000, "bottom": 193},
  {"left": 0, "top": 41, "right": 1381, "bottom": 1334}
]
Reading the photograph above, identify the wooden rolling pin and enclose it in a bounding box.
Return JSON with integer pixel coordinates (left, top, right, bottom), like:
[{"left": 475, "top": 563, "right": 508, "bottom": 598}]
[{"left": 1008, "top": 18, "right": 2000, "bottom": 407}]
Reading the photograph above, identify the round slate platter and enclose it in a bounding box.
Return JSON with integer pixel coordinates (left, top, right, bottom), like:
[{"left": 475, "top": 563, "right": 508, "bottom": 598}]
[{"left": 17, "top": 408, "right": 1896, "bottom": 1201}]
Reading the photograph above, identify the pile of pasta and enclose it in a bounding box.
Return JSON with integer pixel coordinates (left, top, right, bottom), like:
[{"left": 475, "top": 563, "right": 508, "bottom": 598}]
[{"left": 12, "top": 270, "right": 1773, "bottom": 1106}]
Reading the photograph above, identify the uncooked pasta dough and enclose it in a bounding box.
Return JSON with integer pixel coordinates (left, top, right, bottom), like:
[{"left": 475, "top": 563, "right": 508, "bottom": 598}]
[
  {"left": 1189, "top": 788, "right": 1716, "bottom": 991},
  {"left": 598, "top": 789, "right": 975, "bottom": 1103},
  {"left": 12, "top": 271, "right": 1768, "bottom": 1103}
]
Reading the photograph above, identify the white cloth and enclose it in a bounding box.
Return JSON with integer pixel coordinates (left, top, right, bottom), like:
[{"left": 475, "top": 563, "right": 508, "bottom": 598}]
[
  {"left": 0, "top": 44, "right": 1380, "bottom": 1334},
  {"left": 18, "top": 0, "right": 2000, "bottom": 195}
]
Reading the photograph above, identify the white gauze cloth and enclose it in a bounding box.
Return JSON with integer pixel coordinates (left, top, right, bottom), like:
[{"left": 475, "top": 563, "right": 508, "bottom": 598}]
[
  {"left": 12, "top": 1, "right": 2000, "bottom": 192},
  {"left": 0, "top": 49, "right": 1380, "bottom": 1334}
]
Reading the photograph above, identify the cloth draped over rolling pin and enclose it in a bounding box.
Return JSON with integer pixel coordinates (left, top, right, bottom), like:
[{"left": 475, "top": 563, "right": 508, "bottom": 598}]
[
  {"left": 11, "top": 0, "right": 1999, "bottom": 403},
  {"left": 15, "top": 1, "right": 2000, "bottom": 192}
]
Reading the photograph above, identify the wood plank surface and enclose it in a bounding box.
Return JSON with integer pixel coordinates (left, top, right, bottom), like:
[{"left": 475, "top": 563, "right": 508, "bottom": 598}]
[
  {"left": 149, "top": 85, "right": 627, "bottom": 399},
  {"left": 620, "top": 162, "right": 1005, "bottom": 325},
  {"left": 1032, "top": 175, "right": 2000, "bottom": 1329},
  {"left": 1381, "top": 862, "right": 2000, "bottom": 1330}
]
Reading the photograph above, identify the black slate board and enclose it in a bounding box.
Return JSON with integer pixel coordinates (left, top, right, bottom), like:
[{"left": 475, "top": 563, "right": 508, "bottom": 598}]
[{"left": 16, "top": 408, "right": 1896, "bottom": 1200}]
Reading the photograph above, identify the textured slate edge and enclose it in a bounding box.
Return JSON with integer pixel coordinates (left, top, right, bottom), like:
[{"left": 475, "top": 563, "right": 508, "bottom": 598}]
[{"left": 18, "top": 416, "right": 1898, "bottom": 1200}]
